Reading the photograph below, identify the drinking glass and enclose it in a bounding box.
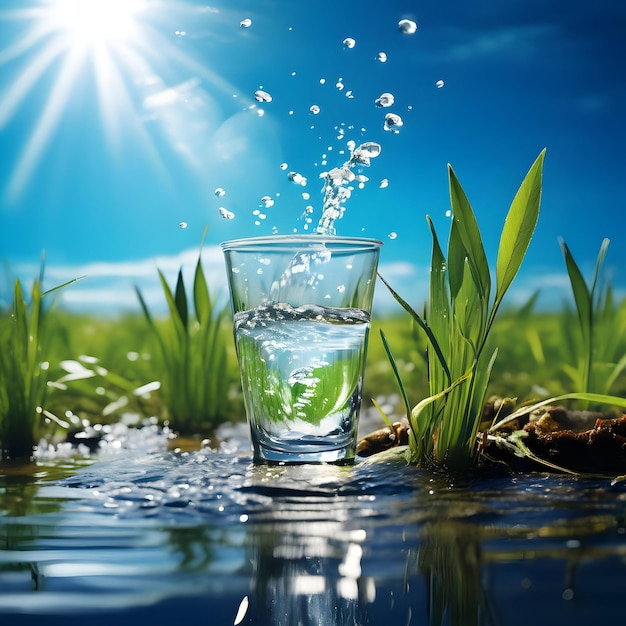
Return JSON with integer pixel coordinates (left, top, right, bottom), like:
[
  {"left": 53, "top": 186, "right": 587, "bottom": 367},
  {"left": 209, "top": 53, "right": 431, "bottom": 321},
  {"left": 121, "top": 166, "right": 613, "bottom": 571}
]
[{"left": 221, "top": 235, "right": 382, "bottom": 464}]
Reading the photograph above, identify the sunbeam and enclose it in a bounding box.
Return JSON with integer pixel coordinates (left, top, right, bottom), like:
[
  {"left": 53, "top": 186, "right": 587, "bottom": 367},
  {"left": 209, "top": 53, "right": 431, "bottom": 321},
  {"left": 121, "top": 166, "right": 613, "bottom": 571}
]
[{"left": 0, "top": 0, "right": 246, "bottom": 201}]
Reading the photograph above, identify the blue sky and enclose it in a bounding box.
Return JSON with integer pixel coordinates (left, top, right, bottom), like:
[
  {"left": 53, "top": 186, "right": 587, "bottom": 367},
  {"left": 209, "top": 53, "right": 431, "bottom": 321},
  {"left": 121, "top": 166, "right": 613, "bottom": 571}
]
[{"left": 1, "top": 0, "right": 624, "bottom": 315}]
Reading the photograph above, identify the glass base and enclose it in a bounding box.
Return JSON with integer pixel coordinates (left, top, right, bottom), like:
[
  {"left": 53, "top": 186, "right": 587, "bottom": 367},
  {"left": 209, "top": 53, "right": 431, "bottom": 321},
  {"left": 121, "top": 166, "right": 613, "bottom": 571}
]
[{"left": 251, "top": 443, "right": 356, "bottom": 465}]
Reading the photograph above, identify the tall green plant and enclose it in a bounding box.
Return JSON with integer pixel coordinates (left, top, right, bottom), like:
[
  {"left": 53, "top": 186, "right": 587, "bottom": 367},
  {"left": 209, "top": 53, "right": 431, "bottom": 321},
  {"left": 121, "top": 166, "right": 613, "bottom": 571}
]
[
  {"left": 136, "top": 248, "right": 231, "bottom": 434},
  {"left": 380, "top": 150, "right": 545, "bottom": 469},
  {"left": 0, "top": 266, "right": 81, "bottom": 458},
  {"left": 559, "top": 238, "right": 626, "bottom": 401}
]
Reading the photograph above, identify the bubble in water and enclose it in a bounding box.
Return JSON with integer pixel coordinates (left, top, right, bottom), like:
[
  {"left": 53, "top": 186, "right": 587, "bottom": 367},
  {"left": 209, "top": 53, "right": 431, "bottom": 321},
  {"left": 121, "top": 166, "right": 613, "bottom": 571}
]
[
  {"left": 280, "top": 162, "right": 288, "bottom": 170},
  {"left": 388, "top": 231, "right": 398, "bottom": 240},
  {"left": 240, "top": 18, "right": 252, "bottom": 28},
  {"left": 379, "top": 179, "right": 389, "bottom": 188},
  {"left": 398, "top": 19, "right": 418, "bottom": 34},
  {"left": 445, "top": 209, "right": 452, "bottom": 218},
  {"left": 302, "top": 192, "right": 310, "bottom": 200},
  {"left": 343, "top": 37, "right": 356, "bottom": 49},
  {"left": 337, "top": 285, "right": 345, "bottom": 293},
  {"left": 309, "top": 104, "right": 321, "bottom": 115},
  {"left": 175, "top": 30, "right": 186, "bottom": 37},
  {"left": 254, "top": 89, "right": 272, "bottom": 103},
  {"left": 375, "top": 92, "right": 394, "bottom": 108},
  {"left": 260, "top": 195, "right": 274, "bottom": 208},
  {"left": 436, "top": 79, "right": 445, "bottom": 89},
  {"left": 214, "top": 187, "right": 226, "bottom": 197},
  {"left": 345, "top": 90, "right": 354, "bottom": 99},
  {"left": 178, "top": 221, "right": 187, "bottom": 229},
  {"left": 336, "top": 80, "right": 345, "bottom": 91},
  {"left": 384, "top": 113, "right": 403, "bottom": 133},
  {"left": 288, "top": 171, "right": 307, "bottom": 186},
  {"left": 376, "top": 52, "right": 388, "bottom": 63},
  {"left": 219, "top": 207, "right": 235, "bottom": 219}
]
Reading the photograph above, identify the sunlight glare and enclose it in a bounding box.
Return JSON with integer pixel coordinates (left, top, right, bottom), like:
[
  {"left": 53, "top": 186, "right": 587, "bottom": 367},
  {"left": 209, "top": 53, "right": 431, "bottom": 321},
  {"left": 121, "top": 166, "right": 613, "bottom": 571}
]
[{"left": 49, "top": 0, "right": 144, "bottom": 46}]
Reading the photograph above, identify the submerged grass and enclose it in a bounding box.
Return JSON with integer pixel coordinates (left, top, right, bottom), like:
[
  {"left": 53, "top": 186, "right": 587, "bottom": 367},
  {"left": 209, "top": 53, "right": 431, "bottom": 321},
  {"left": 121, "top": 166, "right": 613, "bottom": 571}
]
[{"left": 379, "top": 150, "right": 546, "bottom": 470}]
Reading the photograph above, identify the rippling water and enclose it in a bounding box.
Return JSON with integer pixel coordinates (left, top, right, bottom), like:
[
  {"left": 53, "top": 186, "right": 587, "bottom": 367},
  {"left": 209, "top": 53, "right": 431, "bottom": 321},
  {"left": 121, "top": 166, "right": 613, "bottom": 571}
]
[{"left": 2, "top": 424, "right": 626, "bottom": 625}]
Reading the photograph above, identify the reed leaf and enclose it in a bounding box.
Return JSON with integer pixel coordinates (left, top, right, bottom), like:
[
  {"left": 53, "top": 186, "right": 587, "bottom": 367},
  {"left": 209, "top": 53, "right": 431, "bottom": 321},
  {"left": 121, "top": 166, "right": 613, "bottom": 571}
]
[
  {"left": 381, "top": 151, "right": 546, "bottom": 469},
  {"left": 494, "top": 149, "right": 545, "bottom": 308}
]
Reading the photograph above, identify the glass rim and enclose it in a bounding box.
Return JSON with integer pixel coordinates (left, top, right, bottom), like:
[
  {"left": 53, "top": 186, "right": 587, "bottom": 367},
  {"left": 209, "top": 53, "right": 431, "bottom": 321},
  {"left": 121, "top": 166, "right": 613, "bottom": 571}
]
[{"left": 220, "top": 234, "right": 383, "bottom": 252}]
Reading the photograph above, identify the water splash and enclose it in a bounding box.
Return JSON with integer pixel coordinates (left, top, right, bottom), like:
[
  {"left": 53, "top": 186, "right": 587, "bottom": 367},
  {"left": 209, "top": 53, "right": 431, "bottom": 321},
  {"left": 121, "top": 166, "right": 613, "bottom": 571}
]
[{"left": 315, "top": 141, "right": 382, "bottom": 236}]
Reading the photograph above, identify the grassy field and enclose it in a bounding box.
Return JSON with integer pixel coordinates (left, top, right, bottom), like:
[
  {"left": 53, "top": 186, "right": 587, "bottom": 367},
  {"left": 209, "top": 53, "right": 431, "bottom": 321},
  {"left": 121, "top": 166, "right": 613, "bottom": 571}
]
[{"left": 2, "top": 297, "right": 625, "bottom": 453}]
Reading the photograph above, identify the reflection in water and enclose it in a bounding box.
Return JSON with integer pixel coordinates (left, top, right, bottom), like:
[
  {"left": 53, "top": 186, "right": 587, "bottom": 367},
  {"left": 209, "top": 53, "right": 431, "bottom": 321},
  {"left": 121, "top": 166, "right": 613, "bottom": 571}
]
[{"left": 2, "top": 449, "right": 626, "bottom": 623}]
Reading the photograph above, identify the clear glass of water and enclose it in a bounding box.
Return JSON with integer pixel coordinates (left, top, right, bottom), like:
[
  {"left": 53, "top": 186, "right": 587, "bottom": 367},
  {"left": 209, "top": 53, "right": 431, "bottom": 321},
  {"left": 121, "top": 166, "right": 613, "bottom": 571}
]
[{"left": 221, "top": 235, "right": 382, "bottom": 464}]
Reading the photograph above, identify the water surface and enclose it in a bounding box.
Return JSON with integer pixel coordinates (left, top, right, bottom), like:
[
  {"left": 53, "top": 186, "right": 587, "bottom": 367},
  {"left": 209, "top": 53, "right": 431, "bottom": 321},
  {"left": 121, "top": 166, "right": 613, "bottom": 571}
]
[{"left": 2, "top": 426, "right": 626, "bottom": 625}]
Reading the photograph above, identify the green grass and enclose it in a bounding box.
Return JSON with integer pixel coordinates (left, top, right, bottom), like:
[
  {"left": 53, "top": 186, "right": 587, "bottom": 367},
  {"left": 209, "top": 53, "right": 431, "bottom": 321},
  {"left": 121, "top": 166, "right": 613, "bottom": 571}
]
[
  {"left": 135, "top": 246, "right": 234, "bottom": 434},
  {"left": 379, "top": 150, "right": 546, "bottom": 469},
  {"left": 0, "top": 265, "right": 82, "bottom": 458},
  {"left": 559, "top": 238, "right": 626, "bottom": 403}
]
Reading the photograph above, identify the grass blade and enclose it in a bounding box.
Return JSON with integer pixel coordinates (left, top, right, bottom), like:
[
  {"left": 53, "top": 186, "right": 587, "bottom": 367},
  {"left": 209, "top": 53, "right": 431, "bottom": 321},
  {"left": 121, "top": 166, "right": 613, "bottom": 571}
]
[{"left": 495, "top": 149, "right": 545, "bottom": 306}]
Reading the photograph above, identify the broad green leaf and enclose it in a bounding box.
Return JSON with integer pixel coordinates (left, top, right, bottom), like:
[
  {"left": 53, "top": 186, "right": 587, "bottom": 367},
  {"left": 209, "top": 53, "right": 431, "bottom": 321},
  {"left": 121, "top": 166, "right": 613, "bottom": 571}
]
[
  {"left": 495, "top": 149, "right": 545, "bottom": 305},
  {"left": 448, "top": 164, "right": 491, "bottom": 304}
]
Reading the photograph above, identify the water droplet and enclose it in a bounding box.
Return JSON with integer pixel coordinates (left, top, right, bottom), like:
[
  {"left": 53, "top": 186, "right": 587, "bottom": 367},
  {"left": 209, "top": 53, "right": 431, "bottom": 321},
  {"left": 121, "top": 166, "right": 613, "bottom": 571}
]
[
  {"left": 280, "top": 162, "right": 288, "bottom": 170},
  {"left": 256, "top": 109, "right": 265, "bottom": 117},
  {"left": 376, "top": 52, "right": 387, "bottom": 63},
  {"left": 375, "top": 92, "right": 395, "bottom": 108},
  {"left": 260, "top": 195, "right": 274, "bottom": 208},
  {"left": 445, "top": 209, "right": 452, "bottom": 218},
  {"left": 302, "top": 192, "right": 310, "bottom": 200},
  {"left": 240, "top": 18, "right": 252, "bottom": 28},
  {"left": 353, "top": 141, "right": 382, "bottom": 162},
  {"left": 214, "top": 187, "right": 226, "bottom": 197},
  {"left": 388, "top": 231, "right": 397, "bottom": 240},
  {"left": 219, "top": 207, "right": 235, "bottom": 219},
  {"left": 336, "top": 79, "right": 344, "bottom": 91},
  {"left": 259, "top": 258, "right": 271, "bottom": 266},
  {"left": 254, "top": 89, "right": 272, "bottom": 103},
  {"left": 398, "top": 19, "right": 418, "bottom": 34},
  {"left": 345, "top": 90, "right": 354, "bottom": 99},
  {"left": 384, "top": 113, "right": 403, "bottom": 133},
  {"left": 175, "top": 30, "right": 187, "bottom": 37},
  {"left": 309, "top": 104, "right": 320, "bottom": 115},
  {"left": 288, "top": 171, "right": 307, "bottom": 186},
  {"left": 436, "top": 79, "right": 445, "bottom": 89},
  {"left": 379, "top": 179, "right": 389, "bottom": 188},
  {"left": 319, "top": 78, "right": 326, "bottom": 85},
  {"left": 343, "top": 37, "right": 356, "bottom": 49},
  {"left": 178, "top": 221, "right": 187, "bottom": 229},
  {"left": 337, "top": 285, "right": 345, "bottom": 293}
]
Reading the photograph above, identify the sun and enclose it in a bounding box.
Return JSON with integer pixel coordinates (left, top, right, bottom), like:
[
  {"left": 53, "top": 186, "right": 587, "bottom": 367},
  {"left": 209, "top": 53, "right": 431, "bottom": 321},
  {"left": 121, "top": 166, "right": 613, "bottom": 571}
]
[
  {"left": 0, "top": 0, "right": 244, "bottom": 202},
  {"left": 48, "top": 0, "right": 145, "bottom": 47}
]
